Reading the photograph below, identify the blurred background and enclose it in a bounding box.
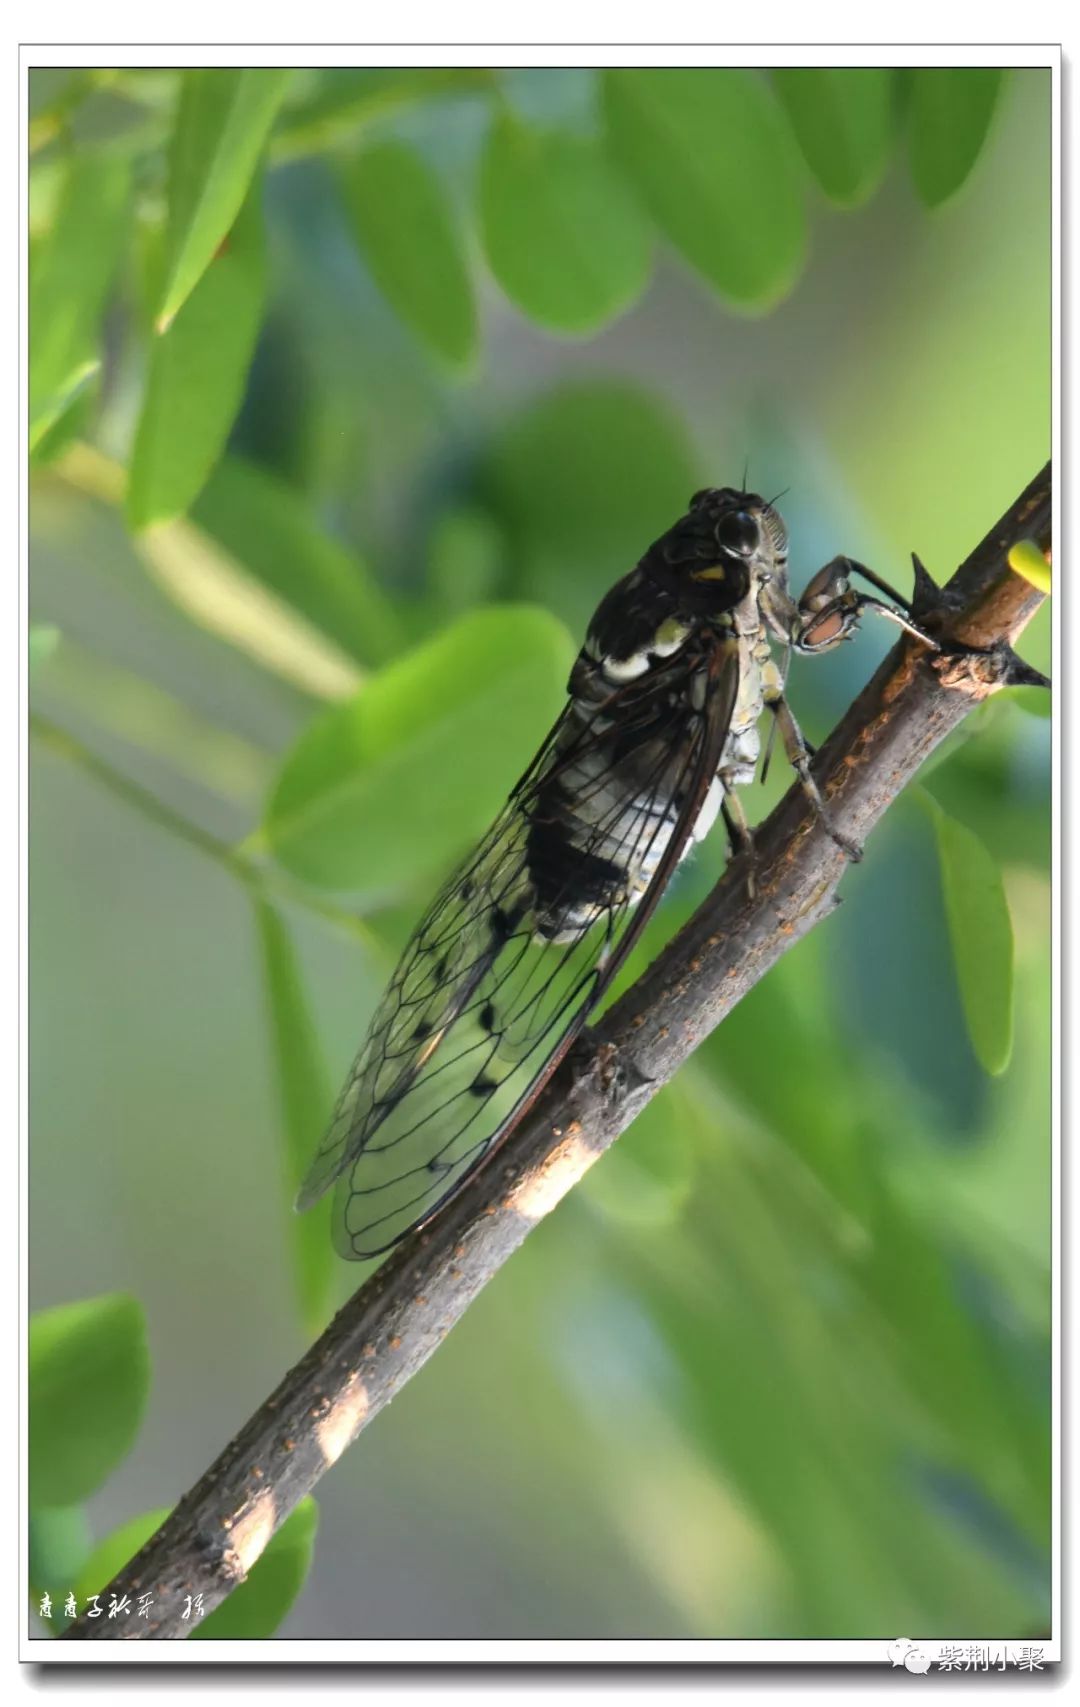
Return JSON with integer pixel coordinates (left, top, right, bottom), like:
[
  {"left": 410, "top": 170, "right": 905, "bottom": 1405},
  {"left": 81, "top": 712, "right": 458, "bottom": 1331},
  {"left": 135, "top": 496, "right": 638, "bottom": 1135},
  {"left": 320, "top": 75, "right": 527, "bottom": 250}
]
[{"left": 29, "top": 64, "right": 1051, "bottom": 1640}]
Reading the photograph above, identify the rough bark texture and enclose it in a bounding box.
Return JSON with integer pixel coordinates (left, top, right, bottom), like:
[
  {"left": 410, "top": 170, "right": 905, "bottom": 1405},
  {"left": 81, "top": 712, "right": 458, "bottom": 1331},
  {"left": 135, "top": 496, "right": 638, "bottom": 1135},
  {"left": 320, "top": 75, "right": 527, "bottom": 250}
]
[{"left": 64, "top": 465, "right": 1051, "bottom": 1640}]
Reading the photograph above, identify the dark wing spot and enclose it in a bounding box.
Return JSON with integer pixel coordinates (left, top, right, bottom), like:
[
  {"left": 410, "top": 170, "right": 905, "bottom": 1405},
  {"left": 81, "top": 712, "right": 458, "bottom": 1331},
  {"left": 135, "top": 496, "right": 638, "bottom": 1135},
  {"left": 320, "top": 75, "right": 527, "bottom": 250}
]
[
  {"left": 470, "top": 1075, "right": 499, "bottom": 1097},
  {"left": 460, "top": 878, "right": 474, "bottom": 901},
  {"left": 412, "top": 1020, "right": 431, "bottom": 1042},
  {"left": 479, "top": 1000, "right": 497, "bottom": 1033}
]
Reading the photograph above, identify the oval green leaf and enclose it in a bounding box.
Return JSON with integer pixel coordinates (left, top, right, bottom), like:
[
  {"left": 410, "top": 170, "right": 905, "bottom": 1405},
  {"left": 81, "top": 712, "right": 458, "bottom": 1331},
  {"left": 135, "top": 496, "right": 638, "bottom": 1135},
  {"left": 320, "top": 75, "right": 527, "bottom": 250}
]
[
  {"left": 29, "top": 1294, "right": 150, "bottom": 1507},
  {"left": 29, "top": 151, "right": 129, "bottom": 449},
  {"left": 30, "top": 1505, "right": 93, "bottom": 1603},
  {"left": 341, "top": 141, "right": 477, "bottom": 368},
  {"left": 427, "top": 505, "right": 505, "bottom": 614},
  {"left": 265, "top": 605, "right": 575, "bottom": 894},
  {"left": 157, "top": 67, "right": 290, "bottom": 325},
  {"left": 192, "top": 457, "right": 400, "bottom": 667},
  {"left": 193, "top": 1498, "right": 319, "bottom": 1637},
  {"left": 256, "top": 902, "right": 335, "bottom": 1332},
  {"left": 479, "top": 112, "right": 651, "bottom": 333},
  {"left": 908, "top": 68, "right": 1006, "bottom": 208},
  {"left": 484, "top": 379, "right": 698, "bottom": 562},
  {"left": 66, "top": 1497, "right": 317, "bottom": 1636},
  {"left": 481, "top": 378, "right": 699, "bottom": 635},
  {"left": 772, "top": 68, "right": 897, "bottom": 207},
  {"left": 928, "top": 797, "right": 1015, "bottom": 1075},
  {"left": 127, "top": 186, "right": 266, "bottom": 531},
  {"left": 602, "top": 68, "right": 807, "bottom": 309}
]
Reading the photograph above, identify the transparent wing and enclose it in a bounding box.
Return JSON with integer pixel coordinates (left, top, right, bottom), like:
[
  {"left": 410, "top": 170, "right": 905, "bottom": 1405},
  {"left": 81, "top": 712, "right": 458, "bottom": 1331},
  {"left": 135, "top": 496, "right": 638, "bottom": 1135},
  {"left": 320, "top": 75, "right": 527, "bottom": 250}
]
[{"left": 297, "top": 639, "right": 739, "bottom": 1259}]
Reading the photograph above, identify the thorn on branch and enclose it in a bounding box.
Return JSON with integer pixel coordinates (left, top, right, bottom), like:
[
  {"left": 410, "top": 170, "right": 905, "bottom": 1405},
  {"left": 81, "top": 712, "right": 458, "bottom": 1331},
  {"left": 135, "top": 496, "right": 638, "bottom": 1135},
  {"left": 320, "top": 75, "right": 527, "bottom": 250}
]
[
  {"left": 910, "top": 551, "right": 942, "bottom": 614},
  {"left": 998, "top": 648, "right": 1052, "bottom": 692},
  {"left": 934, "top": 637, "right": 1051, "bottom": 697}
]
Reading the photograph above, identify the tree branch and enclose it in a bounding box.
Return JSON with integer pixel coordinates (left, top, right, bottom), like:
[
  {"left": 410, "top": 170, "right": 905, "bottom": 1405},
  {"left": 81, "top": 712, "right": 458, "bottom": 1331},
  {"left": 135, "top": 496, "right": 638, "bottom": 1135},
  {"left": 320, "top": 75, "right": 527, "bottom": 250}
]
[{"left": 64, "top": 464, "right": 1051, "bottom": 1640}]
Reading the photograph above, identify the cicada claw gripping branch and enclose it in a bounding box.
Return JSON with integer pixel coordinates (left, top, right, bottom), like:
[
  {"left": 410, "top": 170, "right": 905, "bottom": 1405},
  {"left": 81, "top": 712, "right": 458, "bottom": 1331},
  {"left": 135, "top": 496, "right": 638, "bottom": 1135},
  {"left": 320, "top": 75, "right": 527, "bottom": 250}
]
[{"left": 64, "top": 463, "right": 1050, "bottom": 1641}]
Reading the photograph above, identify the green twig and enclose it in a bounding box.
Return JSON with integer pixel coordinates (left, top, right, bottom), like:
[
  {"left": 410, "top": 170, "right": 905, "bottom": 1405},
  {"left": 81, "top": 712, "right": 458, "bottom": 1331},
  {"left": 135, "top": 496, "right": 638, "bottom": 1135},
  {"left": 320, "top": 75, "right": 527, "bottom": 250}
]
[{"left": 30, "top": 713, "right": 376, "bottom": 949}]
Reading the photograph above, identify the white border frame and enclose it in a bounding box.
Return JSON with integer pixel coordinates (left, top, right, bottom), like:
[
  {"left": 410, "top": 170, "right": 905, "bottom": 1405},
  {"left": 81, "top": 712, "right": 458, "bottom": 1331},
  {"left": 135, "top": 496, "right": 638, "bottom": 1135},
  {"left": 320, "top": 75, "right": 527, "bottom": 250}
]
[{"left": 16, "top": 35, "right": 1060, "bottom": 1671}]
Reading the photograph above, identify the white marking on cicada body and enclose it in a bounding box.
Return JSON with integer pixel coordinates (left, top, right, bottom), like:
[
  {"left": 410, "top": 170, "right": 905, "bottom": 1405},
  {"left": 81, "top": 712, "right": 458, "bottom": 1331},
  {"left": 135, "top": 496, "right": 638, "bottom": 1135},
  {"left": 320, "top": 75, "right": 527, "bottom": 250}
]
[
  {"left": 650, "top": 615, "right": 691, "bottom": 658},
  {"left": 693, "top": 776, "right": 723, "bottom": 845},
  {"left": 602, "top": 650, "right": 651, "bottom": 683}
]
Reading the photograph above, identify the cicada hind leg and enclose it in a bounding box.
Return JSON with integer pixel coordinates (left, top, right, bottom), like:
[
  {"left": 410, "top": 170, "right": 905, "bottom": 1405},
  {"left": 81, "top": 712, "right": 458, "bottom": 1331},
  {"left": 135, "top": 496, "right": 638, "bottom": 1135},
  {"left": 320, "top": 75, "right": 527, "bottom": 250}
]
[
  {"left": 720, "top": 787, "right": 760, "bottom": 898},
  {"left": 763, "top": 691, "right": 863, "bottom": 864}
]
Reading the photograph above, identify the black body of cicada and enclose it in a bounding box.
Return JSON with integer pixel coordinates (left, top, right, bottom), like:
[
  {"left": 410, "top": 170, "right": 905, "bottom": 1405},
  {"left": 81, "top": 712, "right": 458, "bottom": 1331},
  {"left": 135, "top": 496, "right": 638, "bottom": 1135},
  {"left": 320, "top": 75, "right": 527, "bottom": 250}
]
[{"left": 297, "top": 487, "right": 915, "bottom": 1259}]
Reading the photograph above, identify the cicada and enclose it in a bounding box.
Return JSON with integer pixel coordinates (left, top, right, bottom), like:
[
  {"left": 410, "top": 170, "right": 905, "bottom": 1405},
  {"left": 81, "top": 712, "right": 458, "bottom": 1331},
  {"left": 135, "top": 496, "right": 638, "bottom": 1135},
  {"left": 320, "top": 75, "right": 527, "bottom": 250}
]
[{"left": 297, "top": 486, "right": 933, "bottom": 1258}]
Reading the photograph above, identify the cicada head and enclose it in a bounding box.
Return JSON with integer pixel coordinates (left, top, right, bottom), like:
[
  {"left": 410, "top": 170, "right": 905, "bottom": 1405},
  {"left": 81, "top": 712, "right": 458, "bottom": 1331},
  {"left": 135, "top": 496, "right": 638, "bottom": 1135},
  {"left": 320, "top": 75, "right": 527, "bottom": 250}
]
[{"left": 646, "top": 487, "right": 795, "bottom": 627}]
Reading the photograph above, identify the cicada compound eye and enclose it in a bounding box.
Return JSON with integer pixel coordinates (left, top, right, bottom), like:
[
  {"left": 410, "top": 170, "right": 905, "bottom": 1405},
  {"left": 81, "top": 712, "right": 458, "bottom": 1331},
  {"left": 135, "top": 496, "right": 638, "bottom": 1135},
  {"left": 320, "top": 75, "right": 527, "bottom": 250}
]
[{"left": 714, "top": 509, "right": 760, "bottom": 556}]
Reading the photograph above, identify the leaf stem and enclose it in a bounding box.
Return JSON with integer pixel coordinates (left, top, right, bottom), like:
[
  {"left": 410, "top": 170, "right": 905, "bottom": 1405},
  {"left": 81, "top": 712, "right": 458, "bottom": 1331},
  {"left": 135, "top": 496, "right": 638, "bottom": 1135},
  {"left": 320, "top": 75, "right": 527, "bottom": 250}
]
[{"left": 30, "top": 712, "right": 376, "bottom": 949}]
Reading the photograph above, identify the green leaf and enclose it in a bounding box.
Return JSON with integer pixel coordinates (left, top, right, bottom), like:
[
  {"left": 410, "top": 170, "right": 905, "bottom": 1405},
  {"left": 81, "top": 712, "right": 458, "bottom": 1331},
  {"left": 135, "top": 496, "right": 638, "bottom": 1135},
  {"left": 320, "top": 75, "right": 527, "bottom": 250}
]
[
  {"left": 29, "top": 625, "right": 60, "bottom": 676},
  {"left": 275, "top": 68, "right": 491, "bottom": 160},
  {"left": 772, "top": 68, "right": 896, "bottom": 207},
  {"left": 68, "top": 1498, "right": 317, "bottom": 1635},
  {"left": 479, "top": 112, "right": 650, "bottom": 333},
  {"left": 427, "top": 505, "right": 505, "bottom": 613},
  {"left": 341, "top": 142, "right": 477, "bottom": 368},
  {"left": 127, "top": 185, "right": 266, "bottom": 531},
  {"left": 30, "top": 1505, "right": 93, "bottom": 1600},
  {"left": 926, "top": 795, "right": 1015, "bottom": 1075},
  {"left": 71, "top": 1507, "right": 171, "bottom": 1612},
  {"left": 602, "top": 68, "right": 807, "bottom": 309},
  {"left": 265, "top": 605, "right": 575, "bottom": 894},
  {"left": 1008, "top": 537, "right": 1052, "bottom": 596},
  {"left": 1009, "top": 684, "right": 1052, "bottom": 719},
  {"left": 582, "top": 1081, "right": 696, "bottom": 1229},
  {"left": 29, "top": 152, "right": 129, "bottom": 449},
  {"left": 29, "top": 1294, "right": 150, "bottom": 1507},
  {"left": 481, "top": 378, "right": 699, "bottom": 635},
  {"left": 193, "top": 1498, "right": 319, "bottom": 1637},
  {"left": 255, "top": 902, "right": 335, "bottom": 1332},
  {"left": 157, "top": 68, "right": 290, "bottom": 325},
  {"left": 192, "top": 457, "right": 400, "bottom": 667},
  {"left": 908, "top": 69, "right": 1006, "bottom": 208},
  {"left": 29, "top": 376, "right": 97, "bottom": 467}
]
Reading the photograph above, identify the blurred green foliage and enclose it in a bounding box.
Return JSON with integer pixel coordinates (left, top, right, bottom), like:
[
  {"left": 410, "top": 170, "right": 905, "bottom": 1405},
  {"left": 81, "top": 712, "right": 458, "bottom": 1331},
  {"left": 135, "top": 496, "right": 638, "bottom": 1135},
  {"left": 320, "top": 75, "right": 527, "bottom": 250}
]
[
  {"left": 28, "top": 1290, "right": 319, "bottom": 1636},
  {"left": 30, "top": 1293, "right": 150, "bottom": 1508},
  {"left": 29, "top": 64, "right": 1051, "bottom": 1642}
]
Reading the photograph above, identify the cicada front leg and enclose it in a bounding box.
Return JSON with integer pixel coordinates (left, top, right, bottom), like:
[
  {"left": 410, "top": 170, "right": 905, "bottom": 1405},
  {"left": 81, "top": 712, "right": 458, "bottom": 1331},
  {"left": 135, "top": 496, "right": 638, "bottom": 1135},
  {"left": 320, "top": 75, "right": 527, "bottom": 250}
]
[
  {"left": 793, "top": 556, "right": 940, "bottom": 656},
  {"left": 765, "top": 555, "right": 940, "bottom": 862}
]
